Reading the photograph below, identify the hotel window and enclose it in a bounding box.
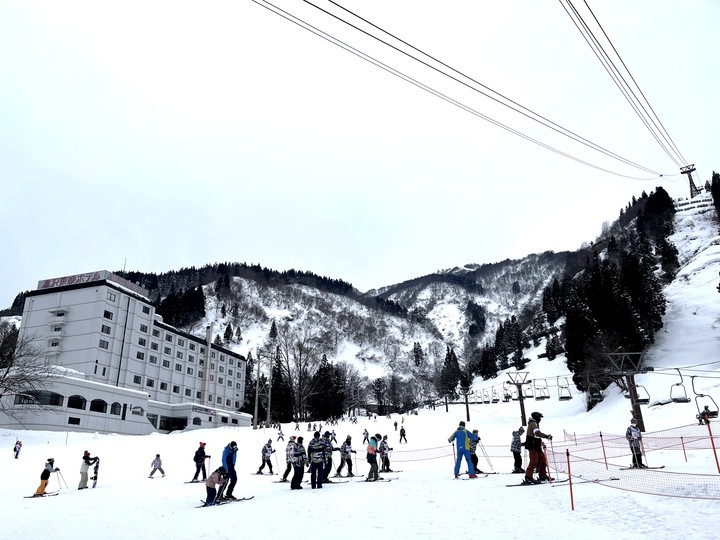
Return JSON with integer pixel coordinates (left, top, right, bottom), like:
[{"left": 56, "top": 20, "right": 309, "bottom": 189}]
[
  {"left": 196, "top": 391, "right": 202, "bottom": 399},
  {"left": 228, "top": 369, "right": 233, "bottom": 376},
  {"left": 187, "top": 367, "right": 194, "bottom": 376},
  {"left": 146, "top": 378, "right": 154, "bottom": 387},
  {"left": 188, "top": 355, "right": 195, "bottom": 363},
  {"left": 178, "top": 339, "right": 185, "bottom": 347},
  {"left": 50, "top": 340, "right": 60, "bottom": 348},
  {"left": 172, "top": 385, "right": 180, "bottom": 394},
  {"left": 216, "top": 397, "right": 222, "bottom": 404},
  {"left": 175, "top": 363, "right": 182, "bottom": 372},
  {"left": 138, "top": 337, "right": 146, "bottom": 346},
  {"left": 190, "top": 343, "right": 196, "bottom": 351},
  {"left": 152, "top": 329, "right": 160, "bottom": 337},
  {"left": 185, "top": 388, "right": 191, "bottom": 397},
  {"left": 162, "top": 360, "right": 170, "bottom": 368},
  {"left": 103, "top": 310, "right": 114, "bottom": 320},
  {"left": 227, "top": 380, "right": 232, "bottom": 387},
  {"left": 220, "top": 355, "right": 225, "bottom": 362},
  {"left": 236, "top": 382, "right": 242, "bottom": 389},
  {"left": 107, "top": 292, "right": 116, "bottom": 302},
  {"left": 200, "top": 347, "right": 205, "bottom": 354},
  {"left": 136, "top": 351, "right": 145, "bottom": 360},
  {"left": 164, "top": 347, "right": 171, "bottom": 355},
  {"left": 133, "top": 375, "right": 141, "bottom": 384},
  {"left": 160, "top": 382, "right": 168, "bottom": 391},
  {"left": 101, "top": 325, "right": 111, "bottom": 335},
  {"left": 151, "top": 342, "right": 159, "bottom": 351},
  {"left": 218, "top": 377, "right": 224, "bottom": 384},
  {"left": 198, "top": 371, "right": 203, "bottom": 379},
  {"left": 142, "top": 306, "right": 150, "bottom": 314},
  {"left": 140, "top": 324, "right": 148, "bottom": 333},
  {"left": 99, "top": 339, "right": 109, "bottom": 350},
  {"left": 149, "top": 355, "right": 157, "bottom": 364},
  {"left": 211, "top": 352, "right": 216, "bottom": 359},
  {"left": 219, "top": 366, "right": 224, "bottom": 374},
  {"left": 176, "top": 351, "right": 184, "bottom": 360},
  {"left": 165, "top": 335, "right": 173, "bottom": 343},
  {"left": 52, "top": 325, "right": 62, "bottom": 333},
  {"left": 226, "top": 399, "right": 231, "bottom": 407}
]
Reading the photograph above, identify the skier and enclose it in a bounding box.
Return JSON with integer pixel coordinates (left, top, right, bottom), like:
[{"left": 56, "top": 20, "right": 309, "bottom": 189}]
[
  {"left": 366, "top": 435, "right": 379, "bottom": 481},
  {"left": 394, "top": 421, "right": 398, "bottom": 431},
  {"left": 626, "top": 418, "right": 646, "bottom": 468},
  {"left": 448, "top": 421, "right": 478, "bottom": 479},
  {"left": 280, "top": 436, "right": 297, "bottom": 482},
  {"left": 203, "top": 466, "right": 227, "bottom": 506},
  {"left": 78, "top": 450, "right": 98, "bottom": 490},
  {"left": 307, "top": 431, "right": 325, "bottom": 489},
  {"left": 222, "top": 441, "right": 239, "bottom": 500},
  {"left": 321, "top": 431, "right": 335, "bottom": 482},
  {"left": 34, "top": 458, "right": 59, "bottom": 496},
  {"left": 294, "top": 421, "right": 300, "bottom": 431},
  {"left": 149, "top": 454, "right": 165, "bottom": 478},
  {"left": 362, "top": 428, "right": 369, "bottom": 444},
  {"left": 469, "top": 429, "right": 484, "bottom": 474},
  {"left": 277, "top": 428, "right": 285, "bottom": 442},
  {"left": 331, "top": 430, "right": 337, "bottom": 444},
  {"left": 511, "top": 426, "right": 525, "bottom": 473},
  {"left": 291, "top": 436, "right": 307, "bottom": 490},
  {"left": 14, "top": 440, "right": 22, "bottom": 459},
  {"left": 192, "top": 442, "right": 210, "bottom": 482},
  {"left": 257, "top": 439, "right": 275, "bottom": 474},
  {"left": 379, "top": 435, "right": 394, "bottom": 472},
  {"left": 523, "top": 412, "right": 553, "bottom": 484},
  {"left": 335, "top": 435, "right": 357, "bottom": 477},
  {"left": 399, "top": 426, "right": 407, "bottom": 444}
]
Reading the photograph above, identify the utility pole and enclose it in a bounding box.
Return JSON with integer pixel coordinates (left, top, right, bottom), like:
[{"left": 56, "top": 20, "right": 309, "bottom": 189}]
[
  {"left": 507, "top": 372, "right": 530, "bottom": 426},
  {"left": 253, "top": 347, "right": 261, "bottom": 429},
  {"left": 606, "top": 352, "right": 654, "bottom": 432}
]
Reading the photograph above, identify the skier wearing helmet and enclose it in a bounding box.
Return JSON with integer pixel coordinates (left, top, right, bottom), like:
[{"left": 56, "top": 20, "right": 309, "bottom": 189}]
[
  {"left": 257, "top": 439, "right": 275, "bottom": 475},
  {"left": 203, "top": 466, "right": 227, "bottom": 506},
  {"left": 523, "top": 412, "right": 553, "bottom": 484},
  {"left": 280, "top": 436, "right": 297, "bottom": 482}
]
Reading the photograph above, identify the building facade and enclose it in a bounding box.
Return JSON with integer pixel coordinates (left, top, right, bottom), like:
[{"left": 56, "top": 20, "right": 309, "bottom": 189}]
[{"left": 0, "top": 270, "right": 251, "bottom": 434}]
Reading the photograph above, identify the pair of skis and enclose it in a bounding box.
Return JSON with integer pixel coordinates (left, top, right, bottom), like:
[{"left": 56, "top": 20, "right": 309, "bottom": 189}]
[
  {"left": 197, "top": 496, "right": 254, "bottom": 508},
  {"left": 24, "top": 491, "right": 59, "bottom": 498},
  {"left": 619, "top": 465, "right": 665, "bottom": 470}
]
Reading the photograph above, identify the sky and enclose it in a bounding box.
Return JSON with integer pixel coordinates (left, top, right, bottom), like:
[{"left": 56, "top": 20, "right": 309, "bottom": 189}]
[
  {"left": 2, "top": 185, "right": 720, "bottom": 539},
  {"left": 1, "top": 0, "right": 718, "bottom": 308}
]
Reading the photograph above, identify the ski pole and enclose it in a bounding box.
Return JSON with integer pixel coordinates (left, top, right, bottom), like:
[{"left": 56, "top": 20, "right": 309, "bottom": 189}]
[
  {"left": 478, "top": 439, "right": 494, "bottom": 471},
  {"left": 55, "top": 470, "right": 69, "bottom": 489},
  {"left": 549, "top": 438, "right": 560, "bottom": 479},
  {"left": 273, "top": 451, "right": 279, "bottom": 472}
]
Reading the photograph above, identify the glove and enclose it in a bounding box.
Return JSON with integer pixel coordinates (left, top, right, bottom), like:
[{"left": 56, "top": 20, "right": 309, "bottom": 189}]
[
  {"left": 547, "top": 435, "right": 553, "bottom": 441},
  {"left": 56, "top": 468, "right": 60, "bottom": 471},
  {"left": 272, "top": 449, "right": 276, "bottom": 453},
  {"left": 352, "top": 451, "right": 357, "bottom": 454}
]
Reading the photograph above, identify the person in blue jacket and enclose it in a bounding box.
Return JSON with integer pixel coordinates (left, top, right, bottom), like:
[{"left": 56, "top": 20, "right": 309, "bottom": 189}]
[
  {"left": 221, "top": 441, "right": 238, "bottom": 500},
  {"left": 448, "top": 421, "right": 478, "bottom": 479}
]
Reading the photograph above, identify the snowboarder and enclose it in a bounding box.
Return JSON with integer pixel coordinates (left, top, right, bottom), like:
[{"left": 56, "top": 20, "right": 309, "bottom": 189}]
[
  {"left": 257, "top": 439, "right": 275, "bottom": 474},
  {"left": 366, "top": 435, "right": 379, "bottom": 481},
  {"left": 78, "top": 451, "right": 98, "bottom": 490},
  {"left": 399, "top": 426, "right": 407, "bottom": 444},
  {"left": 222, "top": 441, "right": 238, "bottom": 499},
  {"left": 379, "top": 435, "right": 394, "bottom": 472},
  {"left": 280, "top": 436, "right": 297, "bottom": 482},
  {"left": 204, "top": 466, "right": 226, "bottom": 506},
  {"left": 626, "top": 418, "right": 646, "bottom": 468},
  {"left": 149, "top": 454, "right": 165, "bottom": 478},
  {"left": 523, "top": 412, "right": 553, "bottom": 484},
  {"left": 34, "top": 458, "right": 59, "bottom": 496},
  {"left": 335, "top": 435, "right": 357, "bottom": 477},
  {"left": 448, "top": 421, "right": 478, "bottom": 479},
  {"left": 511, "top": 426, "right": 525, "bottom": 473},
  {"left": 14, "top": 440, "right": 22, "bottom": 459},
  {"left": 307, "top": 431, "right": 325, "bottom": 489},
  {"left": 192, "top": 442, "right": 210, "bottom": 482},
  {"left": 291, "top": 436, "right": 307, "bottom": 490}
]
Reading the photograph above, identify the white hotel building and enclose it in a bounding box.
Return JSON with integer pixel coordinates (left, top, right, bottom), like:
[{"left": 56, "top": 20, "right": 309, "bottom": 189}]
[{"left": 0, "top": 270, "right": 252, "bottom": 435}]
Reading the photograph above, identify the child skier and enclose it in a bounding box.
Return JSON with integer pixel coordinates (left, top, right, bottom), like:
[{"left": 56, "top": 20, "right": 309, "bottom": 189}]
[
  {"left": 511, "top": 426, "right": 525, "bottom": 473},
  {"left": 149, "top": 454, "right": 165, "bottom": 478},
  {"left": 204, "top": 467, "right": 227, "bottom": 506}
]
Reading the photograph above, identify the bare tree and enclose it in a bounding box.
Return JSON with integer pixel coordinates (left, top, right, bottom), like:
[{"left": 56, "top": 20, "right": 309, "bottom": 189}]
[{"left": 0, "top": 321, "right": 58, "bottom": 421}]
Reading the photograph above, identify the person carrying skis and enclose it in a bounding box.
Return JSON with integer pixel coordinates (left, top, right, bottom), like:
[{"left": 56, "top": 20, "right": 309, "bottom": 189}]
[
  {"left": 14, "top": 440, "right": 22, "bottom": 459},
  {"left": 469, "top": 429, "right": 484, "bottom": 474},
  {"left": 257, "top": 439, "right": 275, "bottom": 474},
  {"left": 523, "top": 412, "right": 553, "bottom": 484},
  {"left": 448, "top": 421, "right": 478, "bottom": 479},
  {"left": 291, "top": 436, "right": 307, "bottom": 490},
  {"left": 366, "top": 435, "right": 379, "bottom": 481},
  {"left": 78, "top": 450, "right": 98, "bottom": 490},
  {"left": 321, "top": 431, "right": 335, "bottom": 482},
  {"left": 307, "top": 432, "right": 325, "bottom": 489},
  {"left": 335, "top": 435, "right": 356, "bottom": 477},
  {"left": 280, "top": 436, "right": 297, "bottom": 482},
  {"left": 399, "top": 426, "right": 407, "bottom": 444},
  {"left": 510, "top": 426, "right": 525, "bottom": 473},
  {"left": 203, "top": 466, "right": 227, "bottom": 506},
  {"left": 626, "top": 418, "right": 646, "bottom": 468},
  {"left": 379, "top": 435, "right": 394, "bottom": 472},
  {"left": 35, "top": 458, "right": 59, "bottom": 496},
  {"left": 149, "top": 454, "right": 165, "bottom": 478},
  {"left": 222, "top": 441, "right": 238, "bottom": 500},
  {"left": 192, "top": 442, "right": 210, "bottom": 482}
]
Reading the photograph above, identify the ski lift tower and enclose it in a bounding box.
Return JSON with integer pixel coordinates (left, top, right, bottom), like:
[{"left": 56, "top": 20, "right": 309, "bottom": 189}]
[
  {"left": 507, "top": 372, "right": 530, "bottom": 427},
  {"left": 681, "top": 165, "right": 702, "bottom": 199},
  {"left": 606, "top": 352, "right": 654, "bottom": 432}
]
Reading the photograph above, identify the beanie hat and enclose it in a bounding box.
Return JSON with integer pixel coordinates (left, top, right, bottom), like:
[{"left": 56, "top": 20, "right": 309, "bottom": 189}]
[
  {"left": 289, "top": 436, "right": 297, "bottom": 441},
  {"left": 630, "top": 418, "right": 637, "bottom": 424},
  {"left": 459, "top": 421, "right": 466, "bottom": 427},
  {"left": 199, "top": 442, "right": 206, "bottom": 447}
]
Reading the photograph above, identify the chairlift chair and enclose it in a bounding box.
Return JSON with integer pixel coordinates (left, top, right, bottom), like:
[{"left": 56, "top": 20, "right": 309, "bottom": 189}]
[
  {"left": 588, "top": 384, "right": 604, "bottom": 403},
  {"left": 691, "top": 376, "right": 719, "bottom": 421},
  {"left": 633, "top": 385, "right": 650, "bottom": 405},
  {"left": 482, "top": 389, "right": 491, "bottom": 405},
  {"left": 670, "top": 368, "right": 691, "bottom": 403},
  {"left": 533, "top": 379, "right": 549, "bottom": 401},
  {"left": 557, "top": 376, "right": 573, "bottom": 401},
  {"left": 491, "top": 388, "right": 500, "bottom": 404}
]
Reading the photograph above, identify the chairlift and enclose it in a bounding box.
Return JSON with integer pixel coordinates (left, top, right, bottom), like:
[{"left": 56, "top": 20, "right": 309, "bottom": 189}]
[
  {"left": 691, "top": 376, "right": 719, "bottom": 422},
  {"left": 533, "top": 379, "right": 549, "bottom": 401},
  {"left": 491, "top": 388, "right": 500, "bottom": 404},
  {"left": 588, "top": 384, "right": 604, "bottom": 403},
  {"left": 670, "top": 369, "right": 691, "bottom": 403},
  {"left": 482, "top": 389, "right": 491, "bottom": 405},
  {"left": 502, "top": 383, "right": 512, "bottom": 403},
  {"left": 557, "top": 376, "right": 573, "bottom": 401},
  {"left": 633, "top": 385, "right": 651, "bottom": 405},
  {"left": 523, "top": 385, "right": 534, "bottom": 399}
]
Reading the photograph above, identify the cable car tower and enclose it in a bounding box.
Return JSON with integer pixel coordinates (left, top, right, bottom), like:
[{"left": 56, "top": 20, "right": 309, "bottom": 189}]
[{"left": 681, "top": 165, "right": 702, "bottom": 199}]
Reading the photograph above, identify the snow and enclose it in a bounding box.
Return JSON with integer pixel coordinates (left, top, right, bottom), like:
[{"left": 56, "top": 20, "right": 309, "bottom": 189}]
[{"left": 3, "top": 199, "right": 720, "bottom": 539}]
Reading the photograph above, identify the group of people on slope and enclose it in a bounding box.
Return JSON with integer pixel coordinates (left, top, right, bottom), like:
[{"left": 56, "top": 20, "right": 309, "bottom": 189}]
[{"left": 33, "top": 450, "right": 99, "bottom": 496}]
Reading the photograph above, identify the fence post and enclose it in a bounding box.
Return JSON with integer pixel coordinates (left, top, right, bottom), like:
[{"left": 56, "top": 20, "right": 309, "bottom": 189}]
[
  {"left": 680, "top": 436, "right": 687, "bottom": 462},
  {"left": 600, "top": 432, "right": 608, "bottom": 469},
  {"left": 707, "top": 422, "right": 720, "bottom": 474},
  {"left": 566, "top": 449, "right": 574, "bottom": 511}
]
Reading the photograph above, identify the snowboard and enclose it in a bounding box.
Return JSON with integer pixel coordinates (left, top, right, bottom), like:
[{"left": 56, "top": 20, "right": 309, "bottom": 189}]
[{"left": 91, "top": 458, "right": 100, "bottom": 488}]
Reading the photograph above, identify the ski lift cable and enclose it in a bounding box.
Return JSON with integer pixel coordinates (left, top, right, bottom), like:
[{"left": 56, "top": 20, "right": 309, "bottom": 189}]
[
  {"left": 324, "top": 0, "right": 662, "bottom": 175},
  {"left": 254, "top": 0, "right": 667, "bottom": 180}
]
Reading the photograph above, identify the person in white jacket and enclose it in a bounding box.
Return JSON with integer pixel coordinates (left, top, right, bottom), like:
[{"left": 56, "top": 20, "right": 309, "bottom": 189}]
[{"left": 149, "top": 454, "right": 165, "bottom": 478}]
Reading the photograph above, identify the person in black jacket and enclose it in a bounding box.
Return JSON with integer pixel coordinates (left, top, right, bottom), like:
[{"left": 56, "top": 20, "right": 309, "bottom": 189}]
[
  {"left": 35, "top": 458, "right": 59, "bottom": 496},
  {"left": 192, "top": 442, "right": 210, "bottom": 482}
]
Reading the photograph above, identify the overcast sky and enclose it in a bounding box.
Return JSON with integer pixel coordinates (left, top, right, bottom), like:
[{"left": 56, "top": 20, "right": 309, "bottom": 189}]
[{"left": 1, "top": 0, "right": 717, "bottom": 307}]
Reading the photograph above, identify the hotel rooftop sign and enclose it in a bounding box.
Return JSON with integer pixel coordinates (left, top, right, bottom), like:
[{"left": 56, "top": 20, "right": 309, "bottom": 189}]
[{"left": 38, "top": 270, "right": 149, "bottom": 298}]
